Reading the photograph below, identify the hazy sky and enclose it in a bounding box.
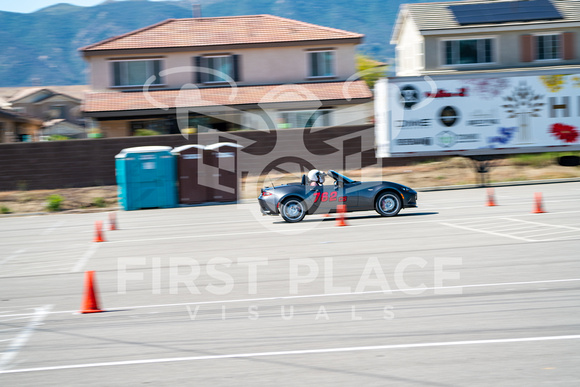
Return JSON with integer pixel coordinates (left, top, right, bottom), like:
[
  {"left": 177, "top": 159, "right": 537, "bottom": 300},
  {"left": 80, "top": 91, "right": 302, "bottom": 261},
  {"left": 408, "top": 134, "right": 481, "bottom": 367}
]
[{"left": 0, "top": 0, "right": 167, "bottom": 14}]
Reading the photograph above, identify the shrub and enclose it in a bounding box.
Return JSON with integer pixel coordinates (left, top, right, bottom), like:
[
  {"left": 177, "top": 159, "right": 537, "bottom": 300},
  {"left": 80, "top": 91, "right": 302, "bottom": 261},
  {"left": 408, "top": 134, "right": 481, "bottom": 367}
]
[
  {"left": 511, "top": 153, "right": 555, "bottom": 168},
  {"left": 48, "top": 135, "right": 70, "bottom": 141},
  {"left": 1, "top": 206, "right": 10, "bottom": 214},
  {"left": 92, "top": 197, "right": 106, "bottom": 208},
  {"left": 46, "top": 195, "right": 64, "bottom": 212},
  {"left": 134, "top": 129, "right": 160, "bottom": 136}
]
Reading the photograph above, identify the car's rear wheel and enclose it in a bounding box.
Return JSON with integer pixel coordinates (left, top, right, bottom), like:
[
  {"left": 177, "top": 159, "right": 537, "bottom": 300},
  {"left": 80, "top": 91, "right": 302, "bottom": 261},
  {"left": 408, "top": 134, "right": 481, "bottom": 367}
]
[
  {"left": 280, "top": 198, "right": 306, "bottom": 223},
  {"left": 375, "top": 192, "right": 402, "bottom": 217}
]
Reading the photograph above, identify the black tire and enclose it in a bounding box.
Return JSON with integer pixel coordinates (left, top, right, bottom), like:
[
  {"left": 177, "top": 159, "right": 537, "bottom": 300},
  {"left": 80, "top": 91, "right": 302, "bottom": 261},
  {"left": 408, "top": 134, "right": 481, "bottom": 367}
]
[
  {"left": 280, "top": 198, "right": 306, "bottom": 223},
  {"left": 375, "top": 192, "right": 402, "bottom": 217}
]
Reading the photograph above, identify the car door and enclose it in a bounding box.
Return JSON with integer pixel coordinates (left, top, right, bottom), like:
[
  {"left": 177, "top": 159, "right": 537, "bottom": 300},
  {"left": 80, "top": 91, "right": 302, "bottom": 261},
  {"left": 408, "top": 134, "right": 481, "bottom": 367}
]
[
  {"left": 340, "top": 181, "right": 361, "bottom": 210},
  {"left": 309, "top": 182, "right": 359, "bottom": 212}
]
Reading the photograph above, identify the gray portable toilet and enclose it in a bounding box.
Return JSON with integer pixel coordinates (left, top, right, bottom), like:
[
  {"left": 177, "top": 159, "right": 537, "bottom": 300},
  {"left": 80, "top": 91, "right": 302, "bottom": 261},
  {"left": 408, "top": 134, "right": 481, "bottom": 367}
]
[{"left": 115, "top": 146, "right": 177, "bottom": 211}]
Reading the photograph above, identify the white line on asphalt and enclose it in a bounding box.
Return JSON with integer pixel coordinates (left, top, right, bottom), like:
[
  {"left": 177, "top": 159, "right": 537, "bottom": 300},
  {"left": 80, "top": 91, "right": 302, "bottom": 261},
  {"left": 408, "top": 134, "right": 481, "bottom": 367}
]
[
  {"left": 0, "top": 249, "right": 26, "bottom": 267},
  {"left": 41, "top": 221, "right": 64, "bottom": 235},
  {"left": 2, "top": 210, "right": 580, "bottom": 247},
  {"left": 504, "top": 217, "right": 580, "bottom": 231},
  {"left": 105, "top": 209, "right": 580, "bottom": 244},
  {"left": 536, "top": 235, "right": 579, "bottom": 242},
  {"left": 127, "top": 219, "right": 252, "bottom": 230},
  {"left": 481, "top": 224, "right": 536, "bottom": 233},
  {"left": 2, "top": 277, "right": 579, "bottom": 318},
  {"left": 524, "top": 229, "right": 578, "bottom": 238},
  {"left": 442, "top": 221, "right": 580, "bottom": 243},
  {"left": 509, "top": 227, "right": 547, "bottom": 235},
  {"left": 1, "top": 334, "right": 579, "bottom": 375},
  {"left": 71, "top": 244, "right": 99, "bottom": 273},
  {"left": 420, "top": 198, "right": 580, "bottom": 210},
  {"left": 101, "top": 278, "right": 580, "bottom": 312},
  {"left": 440, "top": 222, "right": 534, "bottom": 242},
  {"left": 0, "top": 304, "right": 53, "bottom": 372}
]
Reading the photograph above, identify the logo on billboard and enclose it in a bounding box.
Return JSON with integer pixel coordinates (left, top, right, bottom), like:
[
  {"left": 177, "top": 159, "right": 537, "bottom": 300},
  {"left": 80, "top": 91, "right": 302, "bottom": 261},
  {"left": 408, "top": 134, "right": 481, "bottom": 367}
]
[
  {"left": 550, "top": 123, "right": 579, "bottom": 143},
  {"left": 436, "top": 131, "right": 457, "bottom": 148},
  {"left": 395, "top": 119, "right": 432, "bottom": 129},
  {"left": 436, "top": 131, "right": 480, "bottom": 148},
  {"left": 425, "top": 88, "right": 468, "bottom": 98},
  {"left": 502, "top": 81, "right": 544, "bottom": 144},
  {"left": 466, "top": 109, "right": 500, "bottom": 127},
  {"left": 396, "top": 137, "right": 433, "bottom": 146},
  {"left": 400, "top": 85, "right": 420, "bottom": 109},
  {"left": 488, "top": 127, "right": 516, "bottom": 147},
  {"left": 438, "top": 106, "right": 460, "bottom": 127}
]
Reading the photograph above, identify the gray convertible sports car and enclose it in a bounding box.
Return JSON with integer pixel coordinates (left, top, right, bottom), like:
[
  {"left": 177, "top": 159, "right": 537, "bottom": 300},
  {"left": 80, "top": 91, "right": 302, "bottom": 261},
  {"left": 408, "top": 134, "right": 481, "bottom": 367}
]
[{"left": 258, "top": 170, "right": 418, "bottom": 223}]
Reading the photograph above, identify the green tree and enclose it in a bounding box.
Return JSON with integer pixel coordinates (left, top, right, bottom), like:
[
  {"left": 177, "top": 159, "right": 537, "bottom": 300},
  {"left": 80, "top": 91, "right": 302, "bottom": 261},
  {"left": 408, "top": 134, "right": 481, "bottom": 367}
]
[{"left": 356, "top": 54, "right": 388, "bottom": 89}]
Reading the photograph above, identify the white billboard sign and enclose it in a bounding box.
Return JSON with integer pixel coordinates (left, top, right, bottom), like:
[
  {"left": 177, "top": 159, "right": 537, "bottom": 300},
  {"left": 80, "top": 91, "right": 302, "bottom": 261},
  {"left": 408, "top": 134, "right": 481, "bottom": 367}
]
[{"left": 375, "top": 72, "right": 580, "bottom": 157}]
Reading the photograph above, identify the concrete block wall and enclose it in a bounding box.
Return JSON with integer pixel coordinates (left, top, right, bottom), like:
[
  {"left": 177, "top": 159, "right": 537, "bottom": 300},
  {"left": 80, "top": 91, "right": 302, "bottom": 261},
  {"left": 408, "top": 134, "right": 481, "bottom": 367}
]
[{"left": 0, "top": 125, "right": 428, "bottom": 191}]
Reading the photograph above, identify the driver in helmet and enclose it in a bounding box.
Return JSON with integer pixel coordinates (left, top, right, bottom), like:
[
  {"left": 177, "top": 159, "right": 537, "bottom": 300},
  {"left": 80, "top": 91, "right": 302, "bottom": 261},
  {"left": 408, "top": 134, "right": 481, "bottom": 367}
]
[{"left": 308, "top": 169, "right": 326, "bottom": 187}]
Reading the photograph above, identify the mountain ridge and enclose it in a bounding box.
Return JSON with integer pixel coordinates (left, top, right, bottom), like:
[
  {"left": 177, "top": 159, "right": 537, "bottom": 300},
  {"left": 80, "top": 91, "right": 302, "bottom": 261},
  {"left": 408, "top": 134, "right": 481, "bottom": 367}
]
[{"left": 0, "top": 0, "right": 440, "bottom": 87}]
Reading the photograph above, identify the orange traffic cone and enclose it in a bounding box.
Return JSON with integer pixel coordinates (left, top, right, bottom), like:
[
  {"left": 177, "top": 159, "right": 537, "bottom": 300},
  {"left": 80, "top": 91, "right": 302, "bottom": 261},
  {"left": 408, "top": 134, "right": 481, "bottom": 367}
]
[
  {"left": 336, "top": 204, "right": 348, "bottom": 227},
  {"left": 80, "top": 271, "right": 104, "bottom": 314},
  {"left": 109, "top": 212, "right": 117, "bottom": 231},
  {"left": 532, "top": 192, "right": 546, "bottom": 214},
  {"left": 93, "top": 220, "right": 105, "bottom": 242},
  {"left": 486, "top": 188, "right": 497, "bottom": 207}
]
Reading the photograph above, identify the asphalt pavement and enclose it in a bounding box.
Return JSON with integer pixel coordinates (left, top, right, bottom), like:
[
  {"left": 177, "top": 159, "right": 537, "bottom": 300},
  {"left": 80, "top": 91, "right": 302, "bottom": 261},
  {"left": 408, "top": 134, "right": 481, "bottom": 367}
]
[{"left": 0, "top": 182, "right": 579, "bottom": 386}]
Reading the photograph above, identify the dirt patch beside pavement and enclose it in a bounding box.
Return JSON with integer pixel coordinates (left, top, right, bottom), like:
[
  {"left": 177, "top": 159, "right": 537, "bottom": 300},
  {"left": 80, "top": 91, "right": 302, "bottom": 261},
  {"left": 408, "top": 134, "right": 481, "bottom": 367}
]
[
  {"left": 1, "top": 157, "right": 579, "bottom": 215},
  {"left": 0, "top": 186, "right": 118, "bottom": 214}
]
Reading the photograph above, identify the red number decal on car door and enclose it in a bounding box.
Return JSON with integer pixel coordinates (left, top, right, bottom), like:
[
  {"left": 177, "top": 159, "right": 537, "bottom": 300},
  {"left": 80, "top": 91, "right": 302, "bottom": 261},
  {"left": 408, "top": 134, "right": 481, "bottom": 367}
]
[{"left": 313, "top": 192, "right": 321, "bottom": 203}]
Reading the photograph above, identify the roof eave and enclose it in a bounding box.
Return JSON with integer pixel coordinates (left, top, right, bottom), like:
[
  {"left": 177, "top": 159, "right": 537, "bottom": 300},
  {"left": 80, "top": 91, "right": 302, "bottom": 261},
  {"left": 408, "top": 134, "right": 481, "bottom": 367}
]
[
  {"left": 390, "top": 6, "right": 410, "bottom": 45},
  {"left": 418, "top": 19, "right": 580, "bottom": 35},
  {"left": 83, "top": 96, "right": 373, "bottom": 118},
  {"left": 81, "top": 37, "right": 364, "bottom": 57}
]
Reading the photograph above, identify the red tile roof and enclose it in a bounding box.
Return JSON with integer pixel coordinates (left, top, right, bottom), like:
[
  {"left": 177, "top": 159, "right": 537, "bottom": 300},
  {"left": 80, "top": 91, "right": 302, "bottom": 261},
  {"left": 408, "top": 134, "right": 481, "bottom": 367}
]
[
  {"left": 81, "top": 15, "right": 363, "bottom": 53},
  {"left": 83, "top": 81, "right": 372, "bottom": 113}
]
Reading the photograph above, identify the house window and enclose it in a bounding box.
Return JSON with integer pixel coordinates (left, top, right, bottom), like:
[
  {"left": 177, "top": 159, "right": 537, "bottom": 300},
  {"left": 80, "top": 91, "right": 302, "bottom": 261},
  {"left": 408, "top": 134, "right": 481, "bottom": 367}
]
[
  {"left": 278, "top": 109, "right": 332, "bottom": 129},
  {"left": 444, "top": 39, "right": 494, "bottom": 65},
  {"left": 112, "top": 60, "right": 162, "bottom": 87},
  {"left": 48, "top": 105, "right": 66, "bottom": 119},
  {"left": 416, "top": 41, "right": 425, "bottom": 70},
  {"left": 309, "top": 51, "right": 335, "bottom": 77},
  {"left": 195, "top": 55, "right": 240, "bottom": 83},
  {"left": 536, "top": 34, "right": 561, "bottom": 60}
]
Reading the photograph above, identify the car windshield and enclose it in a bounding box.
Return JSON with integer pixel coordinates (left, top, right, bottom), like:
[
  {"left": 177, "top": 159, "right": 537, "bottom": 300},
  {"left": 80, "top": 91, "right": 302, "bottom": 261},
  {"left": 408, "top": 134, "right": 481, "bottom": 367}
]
[{"left": 328, "top": 170, "right": 355, "bottom": 184}]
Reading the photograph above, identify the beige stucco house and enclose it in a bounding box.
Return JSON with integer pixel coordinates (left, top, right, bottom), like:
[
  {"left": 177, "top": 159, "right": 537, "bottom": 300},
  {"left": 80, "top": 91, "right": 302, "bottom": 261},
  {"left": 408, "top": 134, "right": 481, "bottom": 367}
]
[
  {"left": 0, "top": 109, "right": 42, "bottom": 143},
  {"left": 0, "top": 86, "right": 89, "bottom": 141},
  {"left": 80, "top": 14, "right": 373, "bottom": 137},
  {"left": 391, "top": 0, "right": 580, "bottom": 76},
  {"left": 9, "top": 87, "right": 87, "bottom": 139}
]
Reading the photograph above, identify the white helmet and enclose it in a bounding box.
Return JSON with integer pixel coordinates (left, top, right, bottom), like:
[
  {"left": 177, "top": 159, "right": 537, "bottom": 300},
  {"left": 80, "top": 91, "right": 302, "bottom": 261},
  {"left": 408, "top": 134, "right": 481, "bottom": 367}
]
[{"left": 308, "top": 169, "right": 325, "bottom": 184}]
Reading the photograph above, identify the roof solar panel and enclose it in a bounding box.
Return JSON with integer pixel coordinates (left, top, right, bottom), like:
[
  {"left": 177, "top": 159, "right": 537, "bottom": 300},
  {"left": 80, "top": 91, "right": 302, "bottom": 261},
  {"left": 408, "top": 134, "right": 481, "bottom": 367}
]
[{"left": 449, "top": 0, "right": 563, "bottom": 25}]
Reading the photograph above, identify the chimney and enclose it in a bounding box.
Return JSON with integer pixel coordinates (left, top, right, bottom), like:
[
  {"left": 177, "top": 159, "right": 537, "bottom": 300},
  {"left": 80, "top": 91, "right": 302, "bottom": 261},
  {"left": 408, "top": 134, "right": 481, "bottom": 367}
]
[{"left": 193, "top": 4, "right": 202, "bottom": 18}]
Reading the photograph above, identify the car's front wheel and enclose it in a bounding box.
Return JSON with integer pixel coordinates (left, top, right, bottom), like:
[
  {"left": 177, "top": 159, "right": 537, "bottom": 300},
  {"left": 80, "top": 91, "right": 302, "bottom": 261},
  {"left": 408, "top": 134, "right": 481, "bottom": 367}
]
[
  {"left": 280, "top": 198, "right": 306, "bottom": 223},
  {"left": 375, "top": 192, "right": 402, "bottom": 217}
]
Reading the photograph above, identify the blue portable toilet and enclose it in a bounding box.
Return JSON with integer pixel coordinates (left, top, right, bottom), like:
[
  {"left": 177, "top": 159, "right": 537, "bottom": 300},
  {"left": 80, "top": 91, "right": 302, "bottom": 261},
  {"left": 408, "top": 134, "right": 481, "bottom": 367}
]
[{"left": 115, "top": 146, "right": 177, "bottom": 211}]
